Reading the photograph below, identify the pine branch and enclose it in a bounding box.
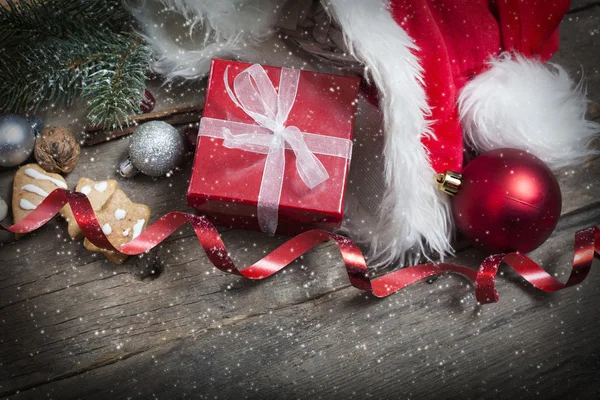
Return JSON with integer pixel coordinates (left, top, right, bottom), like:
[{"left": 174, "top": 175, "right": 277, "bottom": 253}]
[
  {"left": 0, "top": 0, "right": 151, "bottom": 128},
  {"left": 0, "top": 0, "right": 127, "bottom": 49},
  {"left": 84, "top": 36, "right": 152, "bottom": 129}
]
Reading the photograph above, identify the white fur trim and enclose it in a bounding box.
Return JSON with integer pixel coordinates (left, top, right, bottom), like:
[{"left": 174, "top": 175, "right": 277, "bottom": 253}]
[
  {"left": 459, "top": 54, "right": 599, "bottom": 169},
  {"left": 124, "top": 0, "right": 280, "bottom": 80},
  {"left": 328, "top": 0, "right": 453, "bottom": 266}
]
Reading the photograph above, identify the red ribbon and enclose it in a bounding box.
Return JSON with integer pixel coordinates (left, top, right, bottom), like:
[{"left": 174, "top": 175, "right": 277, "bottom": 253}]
[{"left": 2, "top": 189, "right": 598, "bottom": 304}]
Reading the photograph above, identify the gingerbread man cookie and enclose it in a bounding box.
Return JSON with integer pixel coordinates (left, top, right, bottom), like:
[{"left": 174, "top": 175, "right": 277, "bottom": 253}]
[
  {"left": 61, "top": 177, "right": 118, "bottom": 240},
  {"left": 12, "top": 164, "right": 68, "bottom": 238},
  {"left": 83, "top": 189, "right": 150, "bottom": 264}
]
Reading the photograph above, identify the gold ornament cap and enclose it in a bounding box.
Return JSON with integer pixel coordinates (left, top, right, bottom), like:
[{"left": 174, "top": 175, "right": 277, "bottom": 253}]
[{"left": 435, "top": 170, "right": 462, "bottom": 196}]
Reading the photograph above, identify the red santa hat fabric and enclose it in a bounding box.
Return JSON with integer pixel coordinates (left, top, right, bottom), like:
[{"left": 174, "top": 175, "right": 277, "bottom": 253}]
[{"left": 388, "top": 0, "right": 568, "bottom": 174}]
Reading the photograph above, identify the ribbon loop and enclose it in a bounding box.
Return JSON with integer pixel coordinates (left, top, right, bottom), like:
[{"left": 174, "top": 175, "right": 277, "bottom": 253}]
[
  {"left": 206, "top": 64, "right": 348, "bottom": 234},
  {"left": 279, "top": 126, "right": 329, "bottom": 189}
]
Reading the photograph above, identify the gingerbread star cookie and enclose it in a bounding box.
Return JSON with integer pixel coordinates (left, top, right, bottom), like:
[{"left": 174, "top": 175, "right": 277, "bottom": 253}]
[
  {"left": 12, "top": 164, "right": 68, "bottom": 238},
  {"left": 83, "top": 189, "right": 150, "bottom": 264},
  {"left": 60, "top": 177, "right": 118, "bottom": 240}
]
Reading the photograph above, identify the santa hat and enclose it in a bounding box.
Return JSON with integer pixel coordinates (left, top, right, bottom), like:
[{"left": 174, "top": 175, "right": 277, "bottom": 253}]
[
  {"left": 127, "top": 0, "right": 598, "bottom": 265},
  {"left": 327, "top": 0, "right": 598, "bottom": 264}
]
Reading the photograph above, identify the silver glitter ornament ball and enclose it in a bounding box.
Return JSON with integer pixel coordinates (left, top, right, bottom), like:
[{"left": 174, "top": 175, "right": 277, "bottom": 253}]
[
  {"left": 123, "top": 121, "right": 184, "bottom": 177},
  {"left": 0, "top": 115, "right": 36, "bottom": 168}
]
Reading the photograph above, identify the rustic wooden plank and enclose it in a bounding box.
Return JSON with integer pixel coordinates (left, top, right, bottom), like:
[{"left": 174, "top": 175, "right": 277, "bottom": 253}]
[{"left": 3, "top": 204, "right": 599, "bottom": 399}]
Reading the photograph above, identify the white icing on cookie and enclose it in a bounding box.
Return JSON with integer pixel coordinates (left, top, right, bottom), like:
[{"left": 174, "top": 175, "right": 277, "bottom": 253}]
[
  {"left": 102, "top": 223, "right": 112, "bottom": 235},
  {"left": 122, "top": 228, "right": 131, "bottom": 237},
  {"left": 24, "top": 168, "right": 67, "bottom": 189},
  {"left": 20, "top": 199, "right": 37, "bottom": 210},
  {"left": 21, "top": 184, "right": 49, "bottom": 198},
  {"left": 94, "top": 181, "right": 108, "bottom": 192},
  {"left": 114, "top": 208, "right": 126, "bottom": 221},
  {"left": 132, "top": 219, "right": 145, "bottom": 239},
  {"left": 80, "top": 185, "right": 92, "bottom": 195}
]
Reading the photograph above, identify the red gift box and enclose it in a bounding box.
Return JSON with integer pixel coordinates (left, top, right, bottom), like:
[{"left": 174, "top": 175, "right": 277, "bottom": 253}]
[{"left": 187, "top": 59, "right": 360, "bottom": 235}]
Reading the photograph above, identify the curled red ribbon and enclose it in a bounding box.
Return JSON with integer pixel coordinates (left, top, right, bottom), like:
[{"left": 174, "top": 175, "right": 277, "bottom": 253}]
[{"left": 2, "top": 189, "right": 599, "bottom": 304}]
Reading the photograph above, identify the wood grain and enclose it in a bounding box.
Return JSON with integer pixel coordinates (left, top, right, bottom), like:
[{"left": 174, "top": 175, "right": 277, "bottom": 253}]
[
  {"left": 555, "top": 5, "right": 600, "bottom": 101},
  {"left": 0, "top": 4, "right": 599, "bottom": 399},
  {"left": 1, "top": 205, "right": 598, "bottom": 399}
]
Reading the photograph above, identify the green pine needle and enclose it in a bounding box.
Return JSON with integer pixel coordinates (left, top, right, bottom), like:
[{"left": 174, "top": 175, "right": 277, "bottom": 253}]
[{"left": 0, "top": 0, "right": 151, "bottom": 129}]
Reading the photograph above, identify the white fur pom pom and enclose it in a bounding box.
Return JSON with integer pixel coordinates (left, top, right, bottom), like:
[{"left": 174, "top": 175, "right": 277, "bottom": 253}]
[
  {"left": 459, "top": 54, "right": 599, "bottom": 169},
  {"left": 124, "top": 0, "right": 280, "bottom": 81}
]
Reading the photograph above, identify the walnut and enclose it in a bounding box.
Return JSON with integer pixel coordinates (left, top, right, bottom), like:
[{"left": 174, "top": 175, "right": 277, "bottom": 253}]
[{"left": 34, "top": 126, "right": 81, "bottom": 173}]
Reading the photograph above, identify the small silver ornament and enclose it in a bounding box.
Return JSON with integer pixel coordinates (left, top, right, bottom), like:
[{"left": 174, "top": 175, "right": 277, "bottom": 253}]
[
  {"left": 0, "top": 115, "right": 36, "bottom": 168},
  {"left": 120, "top": 121, "right": 184, "bottom": 177}
]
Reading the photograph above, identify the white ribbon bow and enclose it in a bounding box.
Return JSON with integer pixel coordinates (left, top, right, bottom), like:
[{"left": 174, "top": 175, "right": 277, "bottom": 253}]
[{"left": 199, "top": 64, "right": 352, "bottom": 234}]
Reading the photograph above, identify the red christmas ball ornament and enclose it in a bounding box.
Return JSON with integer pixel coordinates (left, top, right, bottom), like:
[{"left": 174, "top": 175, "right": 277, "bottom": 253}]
[{"left": 450, "top": 148, "right": 561, "bottom": 254}]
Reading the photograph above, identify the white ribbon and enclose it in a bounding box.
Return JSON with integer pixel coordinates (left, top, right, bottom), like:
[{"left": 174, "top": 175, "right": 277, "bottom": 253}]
[{"left": 199, "top": 64, "right": 352, "bottom": 234}]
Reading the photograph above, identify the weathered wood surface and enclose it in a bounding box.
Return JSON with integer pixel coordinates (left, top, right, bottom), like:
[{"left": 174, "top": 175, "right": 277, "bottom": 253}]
[{"left": 1, "top": 3, "right": 600, "bottom": 399}]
